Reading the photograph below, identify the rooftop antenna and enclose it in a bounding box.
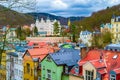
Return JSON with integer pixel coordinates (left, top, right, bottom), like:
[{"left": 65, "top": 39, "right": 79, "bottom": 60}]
[{"left": 99, "top": 51, "right": 103, "bottom": 62}]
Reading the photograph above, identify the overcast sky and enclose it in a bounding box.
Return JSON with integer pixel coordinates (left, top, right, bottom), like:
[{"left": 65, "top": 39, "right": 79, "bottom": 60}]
[{"left": 1, "top": 0, "right": 120, "bottom": 17}]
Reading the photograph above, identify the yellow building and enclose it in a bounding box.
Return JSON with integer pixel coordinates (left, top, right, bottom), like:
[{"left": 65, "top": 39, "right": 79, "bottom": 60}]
[
  {"left": 100, "top": 15, "right": 120, "bottom": 43},
  {"left": 0, "top": 49, "right": 15, "bottom": 80},
  {"left": 0, "top": 51, "right": 6, "bottom": 80},
  {"left": 23, "top": 50, "right": 39, "bottom": 80},
  {"left": 111, "top": 15, "right": 120, "bottom": 43}
]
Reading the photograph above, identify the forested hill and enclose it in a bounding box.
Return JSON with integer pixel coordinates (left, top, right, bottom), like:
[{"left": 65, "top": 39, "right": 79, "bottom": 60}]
[
  {"left": 73, "top": 4, "right": 120, "bottom": 32},
  {"left": 26, "top": 12, "right": 85, "bottom": 25},
  {"left": 0, "top": 5, "right": 34, "bottom": 26}
]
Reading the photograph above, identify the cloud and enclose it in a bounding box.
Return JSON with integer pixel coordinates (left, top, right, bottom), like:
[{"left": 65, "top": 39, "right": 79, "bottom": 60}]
[
  {"left": 51, "top": 0, "right": 68, "bottom": 10},
  {"left": 0, "top": 0, "right": 120, "bottom": 17}
]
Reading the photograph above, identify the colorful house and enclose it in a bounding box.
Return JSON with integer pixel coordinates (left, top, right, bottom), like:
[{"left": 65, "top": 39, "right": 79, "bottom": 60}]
[
  {"left": 6, "top": 45, "right": 32, "bottom": 80},
  {"left": 70, "top": 44, "right": 120, "bottom": 80},
  {"left": 0, "top": 47, "right": 14, "bottom": 80},
  {"left": 100, "top": 23, "right": 112, "bottom": 33},
  {"left": 23, "top": 45, "right": 56, "bottom": 80},
  {"left": 0, "top": 50, "right": 7, "bottom": 80},
  {"left": 79, "top": 30, "right": 92, "bottom": 47},
  {"left": 41, "top": 48, "right": 80, "bottom": 80},
  {"left": 100, "top": 15, "right": 120, "bottom": 43}
]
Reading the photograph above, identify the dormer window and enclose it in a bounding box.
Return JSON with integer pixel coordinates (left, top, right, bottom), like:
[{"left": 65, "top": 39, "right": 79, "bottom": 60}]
[
  {"left": 85, "top": 70, "right": 94, "bottom": 80},
  {"left": 26, "top": 52, "right": 30, "bottom": 56},
  {"left": 110, "top": 74, "right": 116, "bottom": 80},
  {"left": 75, "top": 66, "right": 79, "bottom": 74},
  {"left": 65, "top": 66, "right": 68, "bottom": 74}
]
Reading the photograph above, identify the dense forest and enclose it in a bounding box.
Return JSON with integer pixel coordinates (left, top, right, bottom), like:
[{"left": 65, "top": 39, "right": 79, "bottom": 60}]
[
  {"left": 73, "top": 4, "right": 120, "bottom": 35},
  {"left": 0, "top": 5, "right": 34, "bottom": 26}
]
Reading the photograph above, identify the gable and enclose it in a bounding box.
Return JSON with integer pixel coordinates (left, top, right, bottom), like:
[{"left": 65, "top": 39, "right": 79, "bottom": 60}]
[
  {"left": 41, "top": 55, "right": 57, "bottom": 67},
  {"left": 23, "top": 50, "right": 33, "bottom": 61},
  {"left": 83, "top": 61, "right": 96, "bottom": 71}
]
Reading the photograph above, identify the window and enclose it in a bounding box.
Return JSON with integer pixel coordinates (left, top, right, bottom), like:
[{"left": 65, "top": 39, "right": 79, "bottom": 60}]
[
  {"left": 85, "top": 70, "right": 94, "bottom": 80},
  {"left": 65, "top": 66, "right": 68, "bottom": 74},
  {"left": 47, "top": 69, "right": 51, "bottom": 80},
  {"left": 110, "top": 74, "right": 116, "bottom": 80},
  {"left": 26, "top": 52, "right": 30, "bottom": 56},
  {"left": 31, "top": 69, "right": 33, "bottom": 76},
  {"left": 75, "top": 66, "right": 79, "bottom": 74},
  {"left": 27, "top": 63, "right": 30, "bottom": 73},
  {"left": 47, "top": 56, "right": 51, "bottom": 61}
]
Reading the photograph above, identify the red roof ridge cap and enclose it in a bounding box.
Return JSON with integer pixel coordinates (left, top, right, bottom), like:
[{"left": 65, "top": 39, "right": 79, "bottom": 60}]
[
  {"left": 89, "top": 59, "right": 100, "bottom": 62},
  {"left": 103, "top": 58, "right": 107, "bottom": 67},
  {"left": 113, "top": 68, "right": 120, "bottom": 71}
]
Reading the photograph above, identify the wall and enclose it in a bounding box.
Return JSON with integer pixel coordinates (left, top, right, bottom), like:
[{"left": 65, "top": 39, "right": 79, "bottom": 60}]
[
  {"left": 41, "top": 56, "right": 64, "bottom": 80},
  {"left": 0, "top": 52, "right": 6, "bottom": 80},
  {"left": 23, "top": 53, "right": 35, "bottom": 80},
  {"left": 26, "top": 37, "right": 69, "bottom": 43},
  {"left": 83, "top": 62, "right": 97, "bottom": 79},
  {"left": 62, "top": 75, "right": 69, "bottom": 80},
  {"left": 69, "top": 75, "right": 83, "bottom": 80}
]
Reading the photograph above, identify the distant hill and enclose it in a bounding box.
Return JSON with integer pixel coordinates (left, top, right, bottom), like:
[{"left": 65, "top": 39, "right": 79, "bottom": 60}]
[
  {"left": 73, "top": 4, "right": 120, "bottom": 32},
  {"left": 0, "top": 5, "right": 34, "bottom": 26},
  {"left": 26, "top": 12, "right": 85, "bottom": 25}
]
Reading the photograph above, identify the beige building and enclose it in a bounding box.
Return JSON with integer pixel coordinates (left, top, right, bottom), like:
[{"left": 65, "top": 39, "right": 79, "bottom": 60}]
[
  {"left": 26, "top": 37, "right": 69, "bottom": 43},
  {"left": 69, "top": 75, "right": 83, "bottom": 80},
  {"left": 111, "top": 16, "right": 120, "bottom": 43},
  {"left": 101, "top": 15, "right": 120, "bottom": 43}
]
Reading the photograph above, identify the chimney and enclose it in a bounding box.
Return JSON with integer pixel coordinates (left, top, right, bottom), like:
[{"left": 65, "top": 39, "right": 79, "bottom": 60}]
[
  {"left": 80, "top": 44, "right": 89, "bottom": 59},
  {"left": 80, "top": 47, "right": 88, "bottom": 59}
]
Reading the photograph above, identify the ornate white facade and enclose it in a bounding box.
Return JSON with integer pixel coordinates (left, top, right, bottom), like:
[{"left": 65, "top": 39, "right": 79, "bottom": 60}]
[
  {"left": 79, "top": 30, "right": 92, "bottom": 47},
  {"left": 31, "top": 18, "right": 61, "bottom": 36}
]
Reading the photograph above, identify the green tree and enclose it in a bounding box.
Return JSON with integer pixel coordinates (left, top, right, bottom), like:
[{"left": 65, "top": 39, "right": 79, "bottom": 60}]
[
  {"left": 24, "top": 28, "right": 31, "bottom": 37},
  {"left": 91, "top": 31, "right": 112, "bottom": 48},
  {"left": 34, "top": 26, "right": 38, "bottom": 36},
  {"left": 70, "top": 24, "right": 76, "bottom": 42},
  {"left": 102, "top": 31, "right": 112, "bottom": 47},
  {"left": 53, "top": 21, "right": 59, "bottom": 35}
]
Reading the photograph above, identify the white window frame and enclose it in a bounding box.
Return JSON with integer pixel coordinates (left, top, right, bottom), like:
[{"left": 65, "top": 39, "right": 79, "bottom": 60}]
[
  {"left": 85, "top": 70, "right": 94, "bottom": 80},
  {"left": 110, "top": 74, "right": 116, "bottom": 80},
  {"left": 46, "top": 69, "right": 52, "bottom": 80}
]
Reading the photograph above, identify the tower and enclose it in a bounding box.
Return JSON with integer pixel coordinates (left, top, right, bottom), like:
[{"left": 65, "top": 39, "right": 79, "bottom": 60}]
[
  {"left": 67, "top": 19, "right": 71, "bottom": 27},
  {"left": 46, "top": 16, "right": 50, "bottom": 23},
  {"left": 111, "top": 14, "right": 115, "bottom": 23}
]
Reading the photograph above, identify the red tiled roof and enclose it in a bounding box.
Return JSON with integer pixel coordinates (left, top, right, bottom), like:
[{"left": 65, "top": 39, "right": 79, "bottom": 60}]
[
  {"left": 76, "top": 49, "right": 120, "bottom": 79},
  {"left": 79, "top": 50, "right": 103, "bottom": 66},
  {"left": 27, "top": 45, "right": 56, "bottom": 60},
  {"left": 90, "top": 60, "right": 106, "bottom": 69},
  {"left": 98, "top": 69, "right": 107, "bottom": 74},
  {"left": 113, "top": 68, "right": 120, "bottom": 74},
  {"left": 28, "top": 48, "right": 49, "bottom": 60},
  {"left": 27, "top": 41, "right": 47, "bottom": 46}
]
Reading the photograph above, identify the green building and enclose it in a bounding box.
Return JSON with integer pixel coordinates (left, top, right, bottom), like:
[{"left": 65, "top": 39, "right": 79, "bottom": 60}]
[{"left": 41, "top": 48, "right": 80, "bottom": 80}]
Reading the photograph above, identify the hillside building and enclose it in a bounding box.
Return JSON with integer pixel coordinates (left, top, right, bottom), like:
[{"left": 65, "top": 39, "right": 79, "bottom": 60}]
[{"left": 31, "top": 17, "right": 61, "bottom": 36}]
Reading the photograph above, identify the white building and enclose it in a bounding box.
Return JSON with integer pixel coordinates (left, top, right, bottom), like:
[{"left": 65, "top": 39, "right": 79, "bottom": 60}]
[
  {"left": 6, "top": 45, "right": 32, "bottom": 80},
  {"left": 79, "top": 30, "right": 92, "bottom": 47},
  {"left": 31, "top": 17, "right": 61, "bottom": 36},
  {"left": 6, "top": 51, "right": 24, "bottom": 80}
]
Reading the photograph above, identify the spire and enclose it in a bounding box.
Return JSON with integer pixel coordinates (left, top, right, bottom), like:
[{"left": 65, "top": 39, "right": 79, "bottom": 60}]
[
  {"left": 35, "top": 16, "right": 39, "bottom": 24},
  {"left": 47, "top": 15, "right": 50, "bottom": 20},
  {"left": 112, "top": 14, "right": 115, "bottom": 19},
  {"left": 46, "top": 15, "right": 50, "bottom": 22},
  {"left": 68, "top": 19, "right": 71, "bottom": 27}
]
